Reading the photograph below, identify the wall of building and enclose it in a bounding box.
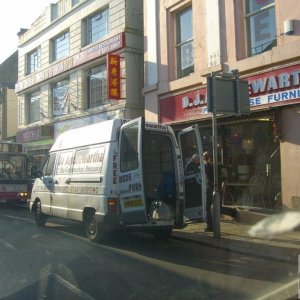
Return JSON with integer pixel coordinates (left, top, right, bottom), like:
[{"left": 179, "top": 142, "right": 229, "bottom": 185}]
[
  {"left": 281, "top": 105, "right": 300, "bottom": 209},
  {"left": 17, "top": 0, "right": 144, "bottom": 130},
  {"left": 143, "top": 0, "right": 300, "bottom": 209},
  {"left": 6, "top": 89, "right": 18, "bottom": 139}
]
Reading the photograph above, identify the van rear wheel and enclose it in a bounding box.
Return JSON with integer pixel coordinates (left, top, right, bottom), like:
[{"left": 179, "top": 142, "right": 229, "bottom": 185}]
[
  {"left": 86, "top": 214, "right": 104, "bottom": 243},
  {"left": 34, "top": 201, "right": 47, "bottom": 226}
]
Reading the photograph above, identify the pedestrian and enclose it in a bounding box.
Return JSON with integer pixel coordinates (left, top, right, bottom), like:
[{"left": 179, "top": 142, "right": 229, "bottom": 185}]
[
  {"left": 185, "top": 153, "right": 200, "bottom": 175},
  {"left": 203, "top": 151, "right": 239, "bottom": 232},
  {"left": 203, "top": 151, "right": 214, "bottom": 232}
]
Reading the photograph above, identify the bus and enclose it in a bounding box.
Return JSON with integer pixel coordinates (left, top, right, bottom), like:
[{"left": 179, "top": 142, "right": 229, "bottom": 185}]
[{"left": 0, "top": 141, "right": 29, "bottom": 205}]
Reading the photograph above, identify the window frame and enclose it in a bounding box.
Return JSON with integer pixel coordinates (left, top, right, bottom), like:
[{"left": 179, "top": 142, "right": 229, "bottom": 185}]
[
  {"left": 244, "top": 0, "right": 276, "bottom": 57},
  {"left": 52, "top": 79, "right": 70, "bottom": 117},
  {"left": 27, "top": 90, "right": 41, "bottom": 124},
  {"left": 72, "top": 0, "right": 80, "bottom": 7},
  {"left": 87, "top": 64, "right": 108, "bottom": 109},
  {"left": 85, "top": 7, "right": 109, "bottom": 46},
  {"left": 26, "top": 47, "right": 41, "bottom": 75},
  {"left": 175, "top": 6, "right": 194, "bottom": 79},
  {"left": 52, "top": 31, "right": 70, "bottom": 62}
]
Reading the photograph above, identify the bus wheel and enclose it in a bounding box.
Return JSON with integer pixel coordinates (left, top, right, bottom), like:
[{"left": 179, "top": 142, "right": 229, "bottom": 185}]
[
  {"left": 85, "top": 214, "right": 104, "bottom": 243},
  {"left": 34, "top": 201, "right": 47, "bottom": 226},
  {"left": 153, "top": 227, "right": 173, "bottom": 239}
]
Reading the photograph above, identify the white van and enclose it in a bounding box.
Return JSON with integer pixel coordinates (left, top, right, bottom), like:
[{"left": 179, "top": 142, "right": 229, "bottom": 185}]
[{"left": 30, "top": 117, "right": 206, "bottom": 242}]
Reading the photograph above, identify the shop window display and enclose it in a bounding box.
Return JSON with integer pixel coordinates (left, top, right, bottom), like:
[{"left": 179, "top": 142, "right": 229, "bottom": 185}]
[{"left": 201, "top": 120, "right": 281, "bottom": 208}]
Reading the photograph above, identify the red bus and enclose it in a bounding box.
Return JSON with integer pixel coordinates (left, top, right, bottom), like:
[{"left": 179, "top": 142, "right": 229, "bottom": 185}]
[{"left": 0, "top": 141, "right": 28, "bottom": 205}]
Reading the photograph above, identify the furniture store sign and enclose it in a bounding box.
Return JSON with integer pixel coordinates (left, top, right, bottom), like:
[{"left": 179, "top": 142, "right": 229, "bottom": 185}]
[
  {"left": 248, "top": 64, "right": 300, "bottom": 107},
  {"left": 160, "top": 64, "right": 300, "bottom": 123}
]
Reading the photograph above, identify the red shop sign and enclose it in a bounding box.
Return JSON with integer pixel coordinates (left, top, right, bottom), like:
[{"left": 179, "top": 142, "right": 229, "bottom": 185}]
[{"left": 107, "top": 53, "right": 121, "bottom": 100}]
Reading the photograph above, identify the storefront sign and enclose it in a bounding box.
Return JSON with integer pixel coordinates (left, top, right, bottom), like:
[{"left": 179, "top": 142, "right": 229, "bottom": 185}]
[
  {"left": 17, "top": 125, "right": 53, "bottom": 143},
  {"left": 160, "top": 64, "right": 300, "bottom": 123},
  {"left": 107, "top": 54, "right": 121, "bottom": 100},
  {"left": 16, "top": 32, "right": 125, "bottom": 93},
  {"left": 248, "top": 64, "right": 300, "bottom": 107},
  {"left": 160, "top": 89, "right": 207, "bottom": 123}
]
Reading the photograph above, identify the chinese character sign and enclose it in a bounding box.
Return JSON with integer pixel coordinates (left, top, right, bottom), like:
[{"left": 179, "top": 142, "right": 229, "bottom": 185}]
[{"left": 107, "top": 53, "right": 121, "bottom": 100}]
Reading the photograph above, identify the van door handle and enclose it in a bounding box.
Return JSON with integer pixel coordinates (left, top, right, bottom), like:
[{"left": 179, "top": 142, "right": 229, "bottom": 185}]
[
  {"left": 54, "top": 180, "right": 59, "bottom": 184},
  {"left": 65, "top": 178, "right": 71, "bottom": 184}
]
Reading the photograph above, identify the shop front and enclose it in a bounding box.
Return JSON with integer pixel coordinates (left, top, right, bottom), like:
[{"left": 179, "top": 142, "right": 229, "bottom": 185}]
[
  {"left": 16, "top": 124, "right": 54, "bottom": 171},
  {"left": 158, "top": 63, "right": 300, "bottom": 209}
]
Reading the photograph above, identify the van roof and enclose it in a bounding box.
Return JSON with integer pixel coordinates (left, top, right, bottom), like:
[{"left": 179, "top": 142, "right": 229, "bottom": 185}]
[{"left": 51, "top": 118, "right": 124, "bottom": 151}]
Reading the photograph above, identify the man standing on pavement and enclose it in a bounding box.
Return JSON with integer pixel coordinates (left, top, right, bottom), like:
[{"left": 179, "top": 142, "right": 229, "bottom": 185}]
[
  {"left": 203, "top": 151, "right": 214, "bottom": 231},
  {"left": 203, "top": 151, "right": 239, "bottom": 232}
]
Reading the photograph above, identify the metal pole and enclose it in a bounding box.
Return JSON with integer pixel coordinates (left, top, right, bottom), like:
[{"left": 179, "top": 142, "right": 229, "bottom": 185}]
[{"left": 211, "top": 75, "right": 220, "bottom": 238}]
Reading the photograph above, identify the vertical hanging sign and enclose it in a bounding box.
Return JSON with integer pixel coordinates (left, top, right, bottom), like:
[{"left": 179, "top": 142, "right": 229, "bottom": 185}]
[{"left": 107, "top": 53, "right": 121, "bottom": 100}]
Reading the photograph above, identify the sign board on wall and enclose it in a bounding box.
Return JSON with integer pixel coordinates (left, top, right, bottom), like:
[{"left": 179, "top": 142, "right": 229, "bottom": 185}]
[
  {"left": 107, "top": 54, "right": 121, "bottom": 100},
  {"left": 160, "top": 64, "right": 300, "bottom": 123},
  {"left": 160, "top": 89, "right": 207, "bottom": 123},
  {"left": 16, "top": 32, "right": 125, "bottom": 93}
]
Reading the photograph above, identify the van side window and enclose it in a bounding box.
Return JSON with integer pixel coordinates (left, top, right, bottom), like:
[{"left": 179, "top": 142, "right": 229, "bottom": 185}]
[
  {"left": 120, "top": 123, "right": 138, "bottom": 172},
  {"left": 43, "top": 154, "right": 56, "bottom": 176}
]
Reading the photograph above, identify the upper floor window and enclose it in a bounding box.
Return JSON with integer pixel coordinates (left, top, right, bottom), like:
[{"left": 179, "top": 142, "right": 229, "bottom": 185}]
[
  {"left": 28, "top": 91, "right": 41, "bottom": 124},
  {"left": 87, "top": 64, "right": 108, "bottom": 109},
  {"left": 85, "top": 8, "right": 109, "bottom": 45},
  {"left": 26, "top": 47, "right": 41, "bottom": 75},
  {"left": 53, "top": 80, "right": 69, "bottom": 116},
  {"left": 52, "top": 31, "right": 70, "bottom": 62},
  {"left": 72, "top": 0, "right": 80, "bottom": 7},
  {"left": 51, "top": 3, "right": 58, "bottom": 21},
  {"left": 245, "top": 0, "right": 276, "bottom": 56},
  {"left": 176, "top": 7, "right": 194, "bottom": 79}
]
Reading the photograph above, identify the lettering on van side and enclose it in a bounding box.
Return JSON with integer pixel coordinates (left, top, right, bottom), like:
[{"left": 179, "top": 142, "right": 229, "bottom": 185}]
[
  {"left": 119, "top": 174, "right": 131, "bottom": 183},
  {"left": 129, "top": 183, "right": 142, "bottom": 192},
  {"left": 56, "top": 147, "right": 106, "bottom": 175},
  {"left": 113, "top": 153, "right": 118, "bottom": 184},
  {"left": 36, "top": 185, "right": 99, "bottom": 195}
]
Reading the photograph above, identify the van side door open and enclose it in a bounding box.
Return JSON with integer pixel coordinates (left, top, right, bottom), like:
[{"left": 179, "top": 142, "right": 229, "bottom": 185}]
[
  {"left": 118, "top": 118, "right": 147, "bottom": 225},
  {"left": 178, "top": 125, "right": 207, "bottom": 222}
]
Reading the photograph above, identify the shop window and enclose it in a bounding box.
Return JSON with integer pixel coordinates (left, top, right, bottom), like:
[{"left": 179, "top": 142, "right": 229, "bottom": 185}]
[
  {"left": 175, "top": 6, "right": 194, "bottom": 79},
  {"left": 87, "top": 64, "right": 108, "bottom": 109},
  {"left": 26, "top": 47, "right": 41, "bottom": 75},
  {"left": 27, "top": 91, "right": 41, "bottom": 124},
  {"left": 245, "top": 0, "right": 276, "bottom": 57},
  {"left": 51, "top": 31, "right": 70, "bottom": 62},
  {"left": 52, "top": 79, "right": 69, "bottom": 116},
  {"left": 84, "top": 8, "right": 109, "bottom": 46}
]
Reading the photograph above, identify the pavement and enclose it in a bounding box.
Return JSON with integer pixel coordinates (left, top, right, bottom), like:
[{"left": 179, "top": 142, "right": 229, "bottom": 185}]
[{"left": 172, "top": 206, "right": 300, "bottom": 263}]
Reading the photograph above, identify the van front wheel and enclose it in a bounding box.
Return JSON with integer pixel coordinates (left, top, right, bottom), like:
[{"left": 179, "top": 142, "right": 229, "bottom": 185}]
[
  {"left": 86, "top": 214, "right": 104, "bottom": 243},
  {"left": 34, "top": 201, "right": 47, "bottom": 226}
]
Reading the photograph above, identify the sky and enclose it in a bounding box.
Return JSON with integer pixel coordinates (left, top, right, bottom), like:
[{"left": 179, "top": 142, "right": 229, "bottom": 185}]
[{"left": 0, "top": 0, "right": 55, "bottom": 64}]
